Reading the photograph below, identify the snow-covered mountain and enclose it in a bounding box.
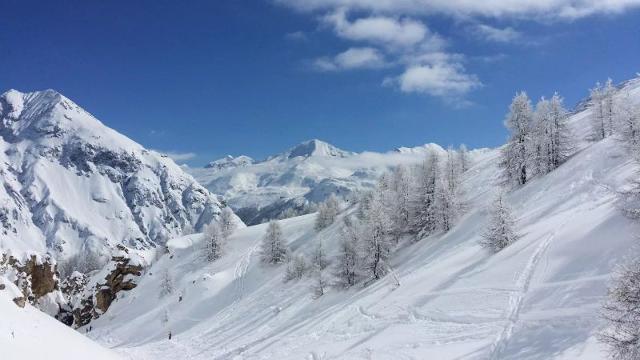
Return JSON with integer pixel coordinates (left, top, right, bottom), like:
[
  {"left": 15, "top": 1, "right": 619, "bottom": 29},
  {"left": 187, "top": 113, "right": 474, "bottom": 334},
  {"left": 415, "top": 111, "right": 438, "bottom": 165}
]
[
  {"left": 189, "top": 139, "right": 461, "bottom": 225},
  {"left": 0, "top": 89, "right": 243, "bottom": 326},
  {"left": 78, "top": 77, "right": 640, "bottom": 359},
  {"left": 0, "top": 89, "right": 240, "bottom": 262}
]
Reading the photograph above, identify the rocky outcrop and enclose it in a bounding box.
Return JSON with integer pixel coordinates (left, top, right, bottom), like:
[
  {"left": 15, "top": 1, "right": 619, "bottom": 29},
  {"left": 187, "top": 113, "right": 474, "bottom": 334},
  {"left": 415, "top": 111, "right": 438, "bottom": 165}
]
[
  {"left": 66, "top": 247, "right": 145, "bottom": 327},
  {"left": 94, "top": 255, "right": 143, "bottom": 313},
  {"left": 0, "top": 253, "right": 61, "bottom": 306}
]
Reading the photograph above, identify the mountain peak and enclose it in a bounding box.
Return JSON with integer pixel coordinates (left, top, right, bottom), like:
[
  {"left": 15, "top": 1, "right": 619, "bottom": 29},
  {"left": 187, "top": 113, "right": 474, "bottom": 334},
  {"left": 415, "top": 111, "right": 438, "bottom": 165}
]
[
  {"left": 205, "top": 155, "right": 254, "bottom": 170},
  {"left": 284, "top": 139, "right": 353, "bottom": 159}
]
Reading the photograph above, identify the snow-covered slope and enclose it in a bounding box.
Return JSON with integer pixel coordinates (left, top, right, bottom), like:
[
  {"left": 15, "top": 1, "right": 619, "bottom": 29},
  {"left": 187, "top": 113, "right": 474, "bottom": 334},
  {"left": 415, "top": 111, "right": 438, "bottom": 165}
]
[
  {"left": 0, "top": 89, "right": 241, "bottom": 263},
  {"left": 0, "top": 276, "right": 122, "bottom": 360},
  {"left": 84, "top": 77, "right": 640, "bottom": 359},
  {"left": 189, "top": 139, "right": 463, "bottom": 225}
]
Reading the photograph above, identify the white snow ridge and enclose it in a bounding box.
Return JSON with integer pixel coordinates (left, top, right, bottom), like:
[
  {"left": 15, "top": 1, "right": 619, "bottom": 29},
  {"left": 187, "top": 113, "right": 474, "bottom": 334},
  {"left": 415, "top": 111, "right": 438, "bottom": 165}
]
[{"left": 1, "top": 75, "right": 640, "bottom": 360}]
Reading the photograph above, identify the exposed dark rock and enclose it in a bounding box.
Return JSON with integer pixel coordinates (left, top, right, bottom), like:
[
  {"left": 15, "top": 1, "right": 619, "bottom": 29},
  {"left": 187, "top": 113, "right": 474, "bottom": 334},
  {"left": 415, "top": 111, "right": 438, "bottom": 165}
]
[{"left": 13, "top": 296, "right": 26, "bottom": 308}]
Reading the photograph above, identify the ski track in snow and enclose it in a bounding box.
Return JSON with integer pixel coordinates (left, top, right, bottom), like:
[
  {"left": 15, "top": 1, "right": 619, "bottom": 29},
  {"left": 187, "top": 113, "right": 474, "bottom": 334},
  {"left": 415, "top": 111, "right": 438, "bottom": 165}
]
[{"left": 487, "top": 216, "right": 573, "bottom": 360}]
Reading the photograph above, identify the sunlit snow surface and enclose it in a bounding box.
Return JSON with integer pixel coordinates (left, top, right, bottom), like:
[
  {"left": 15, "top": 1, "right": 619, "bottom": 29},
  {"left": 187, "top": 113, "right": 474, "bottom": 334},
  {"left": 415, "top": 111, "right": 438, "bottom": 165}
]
[{"left": 87, "top": 77, "right": 640, "bottom": 360}]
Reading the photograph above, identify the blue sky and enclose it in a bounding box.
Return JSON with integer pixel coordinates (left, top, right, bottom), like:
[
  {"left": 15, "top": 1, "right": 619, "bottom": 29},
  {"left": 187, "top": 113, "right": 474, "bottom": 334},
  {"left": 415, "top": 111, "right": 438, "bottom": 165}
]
[{"left": 1, "top": 0, "right": 639, "bottom": 165}]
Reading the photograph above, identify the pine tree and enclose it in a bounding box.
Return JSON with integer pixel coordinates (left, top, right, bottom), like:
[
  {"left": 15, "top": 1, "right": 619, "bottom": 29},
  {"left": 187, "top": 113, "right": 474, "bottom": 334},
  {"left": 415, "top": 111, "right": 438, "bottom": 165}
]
[
  {"left": 283, "top": 254, "right": 308, "bottom": 282},
  {"left": 531, "top": 93, "right": 573, "bottom": 177},
  {"left": 617, "top": 91, "right": 640, "bottom": 153},
  {"left": 260, "top": 220, "right": 288, "bottom": 264},
  {"left": 315, "top": 194, "right": 341, "bottom": 231},
  {"left": 312, "top": 240, "right": 330, "bottom": 271},
  {"left": 500, "top": 92, "right": 533, "bottom": 186},
  {"left": 204, "top": 223, "right": 224, "bottom": 262},
  {"left": 480, "top": 193, "right": 519, "bottom": 252},
  {"left": 219, "top": 207, "right": 237, "bottom": 240},
  {"left": 159, "top": 269, "right": 174, "bottom": 297},
  {"left": 435, "top": 179, "right": 457, "bottom": 232},
  {"left": 312, "top": 261, "right": 328, "bottom": 298},
  {"left": 361, "top": 192, "right": 393, "bottom": 280},
  {"left": 591, "top": 79, "right": 617, "bottom": 140},
  {"left": 334, "top": 216, "right": 362, "bottom": 288},
  {"left": 600, "top": 257, "right": 640, "bottom": 360},
  {"left": 410, "top": 150, "right": 439, "bottom": 238}
]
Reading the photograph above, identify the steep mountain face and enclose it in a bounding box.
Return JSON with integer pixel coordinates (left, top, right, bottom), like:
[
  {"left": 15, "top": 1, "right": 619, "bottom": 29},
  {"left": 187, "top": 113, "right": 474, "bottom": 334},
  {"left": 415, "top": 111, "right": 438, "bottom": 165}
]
[
  {"left": 0, "top": 89, "right": 239, "bottom": 263},
  {"left": 83, "top": 77, "right": 640, "bottom": 359},
  {"left": 189, "top": 139, "right": 457, "bottom": 225}
]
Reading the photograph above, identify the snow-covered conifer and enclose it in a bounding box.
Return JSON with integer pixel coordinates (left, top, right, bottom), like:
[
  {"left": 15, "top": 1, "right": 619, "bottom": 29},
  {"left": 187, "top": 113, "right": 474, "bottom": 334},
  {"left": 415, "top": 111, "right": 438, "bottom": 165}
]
[
  {"left": 312, "top": 261, "right": 328, "bottom": 298},
  {"left": 204, "top": 223, "right": 224, "bottom": 262},
  {"left": 283, "top": 254, "right": 308, "bottom": 282},
  {"left": 159, "top": 269, "right": 174, "bottom": 297},
  {"left": 334, "top": 216, "right": 362, "bottom": 288},
  {"left": 409, "top": 150, "right": 439, "bottom": 238},
  {"left": 600, "top": 256, "right": 640, "bottom": 360},
  {"left": 219, "top": 207, "right": 237, "bottom": 240},
  {"left": 617, "top": 91, "right": 640, "bottom": 153},
  {"left": 480, "top": 193, "right": 519, "bottom": 252},
  {"left": 361, "top": 193, "right": 393, "bottom": 280},
  {"left": 260, "top": 220, "right": 288, "bottom": 264},
  {"left": 315, "top": 194, "right": 341, "bottom": 231},
  {"left": 591, "top": 79, "right": 617, "bottom": 140},
  {"left": 435, "top": 179, "right": 457, "bottom": 232},
  {"left": 500, "top": 92, "right": 533, "bottom": 186},
  {"left": 312, "top": 240, "right": 330, "bottom": 271}
]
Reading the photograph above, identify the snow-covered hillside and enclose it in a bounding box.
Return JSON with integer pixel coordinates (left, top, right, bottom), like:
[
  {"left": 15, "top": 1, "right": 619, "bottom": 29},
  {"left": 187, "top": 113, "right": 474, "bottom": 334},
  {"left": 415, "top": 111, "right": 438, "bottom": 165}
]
[
  {"left": 189, "top": 139, "right": 472, "bottom": 225},
  {"left": 0, "top": 89, "right": 241, "bottom": 263},
  {"left": 0, "top": 275, "right": 121, "bottom": 360},
  {"left": 80, "top": 77, "right": 640, "bottom": 359}
]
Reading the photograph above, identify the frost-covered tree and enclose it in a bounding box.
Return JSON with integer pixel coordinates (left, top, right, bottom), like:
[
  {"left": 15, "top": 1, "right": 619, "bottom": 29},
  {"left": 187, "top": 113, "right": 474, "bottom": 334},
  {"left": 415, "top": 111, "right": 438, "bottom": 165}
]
[
  {"left": 600, "top": 256, "right": 640, "bottom": 360},
  {"left": 410, "top": 150, "right": 440, "bottom": 238},
  {"left": 204, "top": 223, "right": 224, "bottom": 262},
  {"left": 617, "top": 92, "right": 640, "bottom": 153},
  {"left": 283, "top": 254, "right": 308, "bottom": 282},
  {"left": 532, "top": 93, "right": 573, "bottom": 176},
  {"left": 334, "top": 216, "right": 362, "bottom": 288},
  {"left": 159, "top": 269, "right": 174, "bottom": 297},
  {"left": 591, "top": 79, "right": 617, "bottom": 140},
  {"left": 480, "top": 193, "right": 519, "bottom": 252},
  {"left": 361, "top": 192, "right": 393, "bottom": 280},
  {"left": 315, "top": 194, "right": 341, "bottom": 231},
  {"left": 312, "top": 261, "right": 328, "bottom": 298},
  {"left": 435, "top": 179, "right": 457, "bottom": 232},
  {"left": 312, "top": 240, "right": 330, "bottom": 271},
  {"left": 260, "top": 220, "right": 288, "bottom": 264},
  {"left": 459, "top": 144, "right": 469, "bottom": 173},
  {"left": 445, "top": 146, "right": 461, "bottom": 194},
  {"left": 357, "top": 191, "right": 374, "bottom": 220},
  {"left": 219, "top": 207, "right": 237, "bottom": 240},
  {"left": 500, "top": 92, "right": 533, "bottom": 186}
]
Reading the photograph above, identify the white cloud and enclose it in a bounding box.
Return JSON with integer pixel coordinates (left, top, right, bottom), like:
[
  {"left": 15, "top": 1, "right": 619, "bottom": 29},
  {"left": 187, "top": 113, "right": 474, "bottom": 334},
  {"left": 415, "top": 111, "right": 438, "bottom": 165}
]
[
  {"left": 385, "top": 56, "right": 481, "bottom": 98},
  {"left": 311, "top": 10, "right": 479, "bottom": 100},
  {"left": 155, "top": 150, "right": 197, "bottom": 162},
  {"left": 278, "top": 0, "right": 640, "bottom": 20},
  {"left": 474, "top": 24, "right": 521, "bottom": 43},
  {"left": 314, "top": 47, "right": 387, "bottom": 71},
  {"left": 322, "top": 9, "right": 435, "bottom": 48}
]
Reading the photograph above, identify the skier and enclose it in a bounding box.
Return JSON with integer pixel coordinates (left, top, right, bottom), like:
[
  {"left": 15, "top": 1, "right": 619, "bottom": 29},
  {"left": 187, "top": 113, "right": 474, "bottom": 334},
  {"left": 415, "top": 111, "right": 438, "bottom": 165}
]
[{"left": 168, "top": 331, "right": 172, "bottom": 340}]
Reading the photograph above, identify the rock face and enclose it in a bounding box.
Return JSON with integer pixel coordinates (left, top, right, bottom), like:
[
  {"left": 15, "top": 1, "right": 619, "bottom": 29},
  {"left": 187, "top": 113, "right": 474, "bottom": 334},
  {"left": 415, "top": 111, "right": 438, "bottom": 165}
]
[
  {"left": 0, "top": 252, "right": 64, "bottom": 315},
  {"left": 65, "top": 247, "right": 145, "bottom": 327},
  {"left": 94, "top": 256, "right": 143, "bottom": 313}
]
